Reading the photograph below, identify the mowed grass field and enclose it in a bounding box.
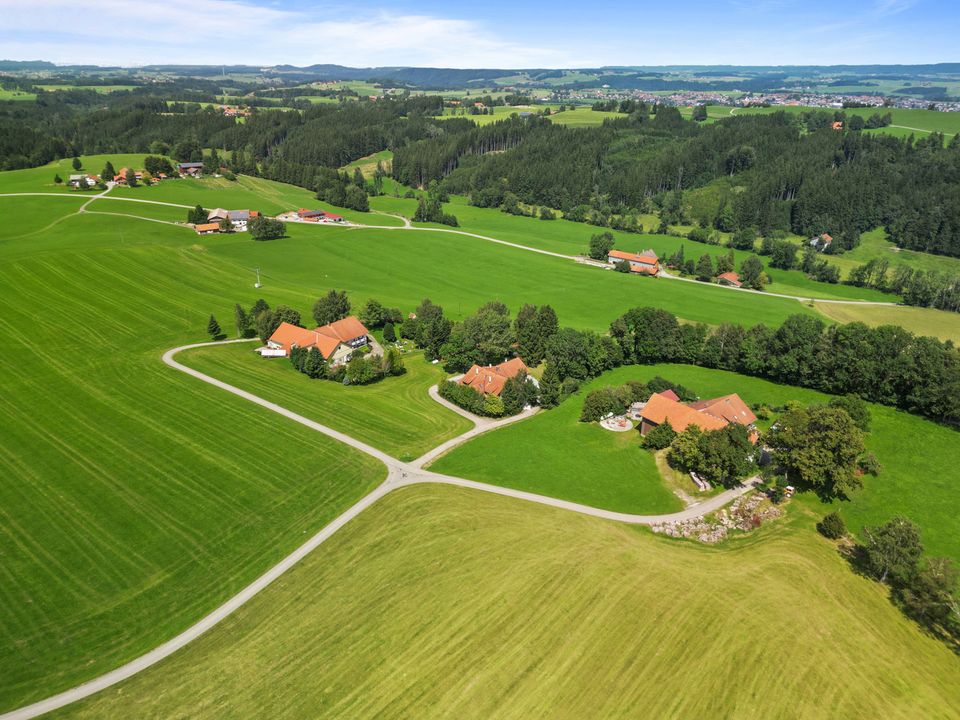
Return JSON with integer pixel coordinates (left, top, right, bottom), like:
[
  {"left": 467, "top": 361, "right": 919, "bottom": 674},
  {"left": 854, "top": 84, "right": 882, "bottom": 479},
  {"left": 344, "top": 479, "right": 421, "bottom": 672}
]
[
  {"left": 181, "top": 344, "right": 471, "bottom": 462},
  {"left": 211, "top": 222, "right": 819, "bottom": 330},
  {"left": 436, "top": 365, "right": 960, "bottom": 561},
  {"left": 431, "top": 371, "right": 683, "bottom": 514},
  {"left": 56, "top": 486, "right": 960, "bottom": 720},
  {"left": 0, "top": 206, "right": 389, "bottom": 711},
  {"left": 4, "top": 160, "right": 960, "bottom": 714},
  {"left": 373, "top": 193, "right": 894, "bottom": 302},
  {"left": 814, "top": 301, "right": 960, "bottom": 345},
  {"left": 827, "top": 227, "right": 960, "bottom": 277}
]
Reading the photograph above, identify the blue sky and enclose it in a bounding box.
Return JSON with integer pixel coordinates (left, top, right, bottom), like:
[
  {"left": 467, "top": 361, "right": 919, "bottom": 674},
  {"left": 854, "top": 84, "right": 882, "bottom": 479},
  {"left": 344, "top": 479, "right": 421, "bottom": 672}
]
[{"left": 1, "top": 0, "right": 956, "bottom": 68}]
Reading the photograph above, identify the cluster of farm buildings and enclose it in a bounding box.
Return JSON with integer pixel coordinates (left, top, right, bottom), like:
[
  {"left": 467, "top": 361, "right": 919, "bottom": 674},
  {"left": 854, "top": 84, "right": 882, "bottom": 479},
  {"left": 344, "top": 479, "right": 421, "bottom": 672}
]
[
  {"left": 258, "top": 316, "right": 374, "bottom": 366},
  {"left": 635, "top": 390, "right": 759, "bottom": 443},
  {"left": 67, "top": 162, "right": 207, "bottom": 189}
]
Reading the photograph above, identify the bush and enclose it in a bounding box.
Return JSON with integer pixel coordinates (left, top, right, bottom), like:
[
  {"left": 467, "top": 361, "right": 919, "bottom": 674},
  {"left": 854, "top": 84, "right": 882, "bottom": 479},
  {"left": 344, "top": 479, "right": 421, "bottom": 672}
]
[
  {"left": 817, "top": 512, "right": 847, "bottom": 539},
  {"left": 438, "top": 380, "right": 502, "bottom": 417},
  {"left": 859, "top": 452, "right": 882, "bottom": 476},
  {"left": 580, "top": 387, "right": 626, "bottom": 422},
  {"left": 643, "top": 420, "right": 676, "bottom": 449}
]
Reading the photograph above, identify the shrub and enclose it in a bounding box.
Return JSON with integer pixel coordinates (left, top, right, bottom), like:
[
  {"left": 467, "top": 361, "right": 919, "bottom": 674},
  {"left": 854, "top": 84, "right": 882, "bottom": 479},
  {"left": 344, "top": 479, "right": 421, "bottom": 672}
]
[
  {"left": 580, "top": 387, "right": 626, "bottom": 422},
  {"left": 643, "top": 419, "right": 676, "bottom": 449},
  {"left": 817, "top": 512, "right": 847, "bottom": 539}
]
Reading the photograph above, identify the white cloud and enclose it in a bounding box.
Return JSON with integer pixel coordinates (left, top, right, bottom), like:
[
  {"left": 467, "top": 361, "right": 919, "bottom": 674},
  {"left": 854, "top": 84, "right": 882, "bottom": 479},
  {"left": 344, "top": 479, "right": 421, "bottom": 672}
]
[{"left": 0, "top": 0, "right": 589, "bottom": 68}]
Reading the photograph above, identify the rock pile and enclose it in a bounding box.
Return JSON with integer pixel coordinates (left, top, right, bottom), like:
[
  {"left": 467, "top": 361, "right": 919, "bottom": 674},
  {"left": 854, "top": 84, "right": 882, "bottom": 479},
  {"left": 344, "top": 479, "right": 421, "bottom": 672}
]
[{"left": 651, "top": 492, "right": 782, "bottom": 544}]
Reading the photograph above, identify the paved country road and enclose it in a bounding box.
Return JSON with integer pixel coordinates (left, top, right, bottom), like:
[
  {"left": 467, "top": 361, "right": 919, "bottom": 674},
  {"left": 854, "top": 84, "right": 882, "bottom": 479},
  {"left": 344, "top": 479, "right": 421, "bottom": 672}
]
[{"left": 1, "top": 338, "right": 756, "bottom": 720}]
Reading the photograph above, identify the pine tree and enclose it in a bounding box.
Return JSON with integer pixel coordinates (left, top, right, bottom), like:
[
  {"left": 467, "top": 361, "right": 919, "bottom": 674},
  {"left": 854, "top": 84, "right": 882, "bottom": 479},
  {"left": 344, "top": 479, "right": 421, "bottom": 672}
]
[
  {"left": 234, "top": 303, "right": 250, "bottom": 338},
  {"left": 538, "top": 362, "right": 562, "bottom": 407},
  {"left": 695, "top": 253, "right": 715, "bottom": 281},
  {"left": 54, "top": 174, "right": 62, "bottom": 184},
  {"left": 72, "top": 157, "right": 82, "bottom": 171},
  {"left": 207, "top": 314, "right": 222, "bottom": 340},
  {"left": 102, "top": 161, "right": 116, "bottom": 182}
]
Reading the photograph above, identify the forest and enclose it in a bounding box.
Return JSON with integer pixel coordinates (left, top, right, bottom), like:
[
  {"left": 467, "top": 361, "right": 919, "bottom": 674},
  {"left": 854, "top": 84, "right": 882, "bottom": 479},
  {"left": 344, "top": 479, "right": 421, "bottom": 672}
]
[{"left": 3, "top": 88, "right": 960, "bottom": 264}]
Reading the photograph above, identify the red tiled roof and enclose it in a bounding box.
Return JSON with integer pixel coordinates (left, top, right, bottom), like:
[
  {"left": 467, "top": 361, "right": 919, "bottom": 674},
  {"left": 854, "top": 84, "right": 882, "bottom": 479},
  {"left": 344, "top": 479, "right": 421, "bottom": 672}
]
[
  {"left": 660, "top": 389, "right": 680, "bottom": 401},
  {"left": 267, "top": 322, "right": 321, "bottom": 352},
  {"left": 688, "top": 394, "right": 757, "bottom": 426},
  {"left": 609, "top": 249, "right": 659, "bottom": 266},
  {"left": 194, "top": 223, "right": 220, "bottom": 232},
  {"left": 316, "top": 316, "right": 369, "bottom": 344},
  {"left": 459, "top": 357, "right": 530, "bottom": 396},
  {"left": 641, "top": 392, "right": 728, "bottom": 433},
  {"left": 717, "top": 271, "right": 742, "bottom": 286}
]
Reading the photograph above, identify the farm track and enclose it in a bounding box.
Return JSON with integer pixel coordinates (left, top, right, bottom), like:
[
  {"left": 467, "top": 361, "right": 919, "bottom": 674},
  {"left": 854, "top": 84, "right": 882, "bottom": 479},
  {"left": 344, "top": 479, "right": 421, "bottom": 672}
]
[
  {"left": 0, "top": 192, "right": 900, "bottom": 307},
  {"left": 0, "top": 338, "right": 757, "bottom": 720}
]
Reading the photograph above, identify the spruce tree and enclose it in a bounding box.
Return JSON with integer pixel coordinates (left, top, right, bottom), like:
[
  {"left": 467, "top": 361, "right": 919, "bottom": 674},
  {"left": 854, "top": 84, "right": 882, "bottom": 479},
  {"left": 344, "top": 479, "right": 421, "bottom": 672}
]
[
  {"left": 538, "top": 362, "right": 562, "bottom": 408},
  {"left": 72, "top": 157, "right": 82, "bottom": 171},
  {"left": 102, "top": 161, "right": 116, "bottom": 181},
  {"left": 234, "top": 303, "right": 250, "bottom": 338},
  {"left": 207, "top": 314, "right": 222, "bottom": 340}
]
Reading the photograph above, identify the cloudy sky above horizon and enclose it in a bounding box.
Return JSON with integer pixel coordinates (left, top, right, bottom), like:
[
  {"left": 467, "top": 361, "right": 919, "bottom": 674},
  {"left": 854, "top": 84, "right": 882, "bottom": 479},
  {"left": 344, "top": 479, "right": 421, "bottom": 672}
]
[{"left": 0, "top": 0, "right": 955, "bottom": 68}]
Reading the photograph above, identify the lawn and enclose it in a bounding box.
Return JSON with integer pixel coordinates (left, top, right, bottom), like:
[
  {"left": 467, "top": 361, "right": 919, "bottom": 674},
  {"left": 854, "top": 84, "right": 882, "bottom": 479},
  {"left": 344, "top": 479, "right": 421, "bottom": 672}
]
[
  {"left": 341, "top": 149, "right": 393, "bottom": 179},
  {"left": 827, "top": 227, "right": 960, "bottom": 278},
  {"left": 210, "top": 222, "right": 819, "bottom": 330},
  {"left": 3, "top": 165, "right": 959, "bottom": 713},
  {"left": 430, "top": 372, "right": 683, "bottom": 514},
  {"left": 56, "top": 486, "right": 960, "bottom": 719},
  {"left": 180, "top": 343, "right": 472, "bottom": 462},
  {"left": 814, "top": 301, "right": 960, "bottom": 345},
  {"left": 434, "top": 364, "right": 960, "bottom": 561},
  {"left": 0, "top": 207, "right": 387, "bottom": 712},
  {"left": 439, "top": 105, "right": 623, "bottom": 127},
  {"left": 372, "top": 194, "right": 894, "bottom": 303},
  {"left": 0, "top": 88, "right": 37, "bottom": 101}
]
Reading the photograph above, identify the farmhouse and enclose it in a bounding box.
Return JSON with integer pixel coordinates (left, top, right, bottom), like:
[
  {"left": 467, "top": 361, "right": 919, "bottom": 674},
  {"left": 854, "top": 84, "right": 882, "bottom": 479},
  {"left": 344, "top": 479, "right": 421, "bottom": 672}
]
[
  {"left": 458, "top": 357, "right": 531, "bottom": 397},
  {"left": 608, "top": 249, "right": 660, "bottom": 275},
  {"left": 296, "top": 208, "right": 327, "bottom": 222},
  {"left": 113, "top": 168, "right": 143, "bottom": 184},
  {"left": 207, "top": 208, "right": 260, "bottom": 231},
  {"left": 258, "top": 316, "right": 371, "bottom": 366},
  {"left": 639, "top": 391, "right": 758, "bottom": 441},
  {"left": 717, "top": 271, "right": 743, "bottom": 287},
  {"left": 177, "top": 162, "right": 204, "bottom": 177},
  {"left": 194, "top": 222, "right": 221, "bottom": 235},
  {"left": 809, "top": 233, "right": 833, "bottom": 251},
  {"left": 68, "top": 174, "right": 97, "bottom": 188}
]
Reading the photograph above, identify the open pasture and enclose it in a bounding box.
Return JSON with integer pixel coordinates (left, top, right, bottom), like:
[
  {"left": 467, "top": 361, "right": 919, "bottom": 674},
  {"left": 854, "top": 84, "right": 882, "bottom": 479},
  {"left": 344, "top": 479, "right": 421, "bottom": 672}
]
[
  {"left": 57, "top": 486, "right": 960, "bottom": 720},
  {"left": 435, "top": 364, "right": 960, "bottom": 561}
]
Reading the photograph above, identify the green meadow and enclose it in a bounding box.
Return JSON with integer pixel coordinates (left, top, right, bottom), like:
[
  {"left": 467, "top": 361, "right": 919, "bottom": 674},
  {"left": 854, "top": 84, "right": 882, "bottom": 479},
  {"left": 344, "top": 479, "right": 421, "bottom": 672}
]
[
  {"left": 56, "top": 486, "right": 960, "bottom": 720},
  {"left": 0, "top": 208, "right": 387, "bottom": 711},
  {"left": 181, "top": 344, "right": 471, "bottom": 462},
  {"left": 435, "top": 364, "right": 960, "bottom": 561},
  {"left": 3, "top": 159, "right": 960, "bottom": 714}
]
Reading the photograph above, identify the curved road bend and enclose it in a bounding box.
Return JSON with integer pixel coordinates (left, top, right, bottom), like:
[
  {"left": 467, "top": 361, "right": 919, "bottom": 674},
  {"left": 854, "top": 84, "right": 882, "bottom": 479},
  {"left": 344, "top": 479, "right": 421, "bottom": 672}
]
[{"left": 1, "top": 339, "right": 756, "bottom": 719}]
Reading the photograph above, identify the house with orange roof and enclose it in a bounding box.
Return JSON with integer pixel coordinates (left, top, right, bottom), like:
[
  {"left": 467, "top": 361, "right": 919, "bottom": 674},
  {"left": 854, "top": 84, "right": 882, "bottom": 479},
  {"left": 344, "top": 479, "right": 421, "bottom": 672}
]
[
  {"left": 194, "top": 222, "right": 221, "bottom": 235},
  {"left": 458, "top": 357, "right": 531, "bottom": 397},
  {"left": 258, "top": 316, "right": 371, "bottom": 366},
  {"left": 639, "top": 391, "right": 758, "bottom": 442},
  {"left": 717, "top": 271, "right": 743, "bottom": 288},
  {"left": 608, "top": 249, "right": 660, "bottom": 276}
]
